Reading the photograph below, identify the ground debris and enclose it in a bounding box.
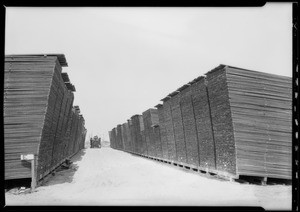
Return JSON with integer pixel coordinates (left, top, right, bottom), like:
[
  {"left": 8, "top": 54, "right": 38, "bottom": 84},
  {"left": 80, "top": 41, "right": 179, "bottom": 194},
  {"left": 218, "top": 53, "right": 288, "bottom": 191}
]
[{"left": 7, "top": 186, "right": 32, "bottom": 195}]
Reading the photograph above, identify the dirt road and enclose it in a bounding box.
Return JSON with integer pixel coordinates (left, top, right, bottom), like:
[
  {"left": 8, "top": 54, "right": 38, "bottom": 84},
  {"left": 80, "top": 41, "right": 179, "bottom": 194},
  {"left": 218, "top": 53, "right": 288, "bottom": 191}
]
[{"left": 5, "top": 147, "right": 291, "bottom": 209}]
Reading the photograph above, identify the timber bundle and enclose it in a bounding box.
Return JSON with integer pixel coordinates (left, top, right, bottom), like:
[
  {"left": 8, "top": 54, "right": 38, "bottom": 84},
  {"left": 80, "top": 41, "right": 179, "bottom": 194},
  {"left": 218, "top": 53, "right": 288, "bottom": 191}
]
[
  {"left": 4, "top": 54, "right": 87, "bottom": 183},
  {"left": 109, "top": 65, "right": 292, "bottom": 182}
]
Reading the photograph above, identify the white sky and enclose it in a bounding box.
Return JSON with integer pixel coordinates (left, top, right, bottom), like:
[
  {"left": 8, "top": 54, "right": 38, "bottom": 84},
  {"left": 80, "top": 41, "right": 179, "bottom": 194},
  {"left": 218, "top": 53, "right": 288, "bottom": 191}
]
[{"left": 5, "top": 3, "right": 293, "bottom": 141}]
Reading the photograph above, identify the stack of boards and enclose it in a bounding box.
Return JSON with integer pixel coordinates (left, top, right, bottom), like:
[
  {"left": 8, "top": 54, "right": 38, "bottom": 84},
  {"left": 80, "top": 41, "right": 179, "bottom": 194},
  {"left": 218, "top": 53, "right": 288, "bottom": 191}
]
[
  {"left": 109, "top": 65, "right": 292, "bottom": 181},
  {"left": 4, "top": 54, "right": 87, "bottom": 183},
  {"left": 206, "top": 66, "right": 292, "bottom": 179}
]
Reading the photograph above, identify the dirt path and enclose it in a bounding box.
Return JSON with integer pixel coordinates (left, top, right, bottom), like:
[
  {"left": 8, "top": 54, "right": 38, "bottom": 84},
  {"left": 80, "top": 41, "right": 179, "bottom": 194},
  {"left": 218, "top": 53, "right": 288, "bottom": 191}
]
[{"left": 5, "top": 148, "right": 291, "bottom": 209}]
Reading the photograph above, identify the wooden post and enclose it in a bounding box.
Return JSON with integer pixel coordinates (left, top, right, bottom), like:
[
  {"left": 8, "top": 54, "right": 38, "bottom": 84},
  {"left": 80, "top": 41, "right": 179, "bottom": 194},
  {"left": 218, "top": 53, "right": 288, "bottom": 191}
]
[
  {"left": 31, "top": 155, "right": 36, "bottom": 191},
  {"left": 262, "top": 177, "right": 267, "bottom": 186}
]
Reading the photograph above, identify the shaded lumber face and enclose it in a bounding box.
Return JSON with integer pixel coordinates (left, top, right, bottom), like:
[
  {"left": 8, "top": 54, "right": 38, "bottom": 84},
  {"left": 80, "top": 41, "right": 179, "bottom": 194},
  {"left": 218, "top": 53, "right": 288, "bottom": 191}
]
[
  {"left": 169, "top": 93, "right": 186, "bottom": 163},
  {"left": 162, "top": 100, "right": 176, "bottom": 161},
  {"left": 150, "top": 109, "right": 161, "bottom": 158},
  {"left": 111, "top": 128, "right": 117, "bottom": 149},
  {"left": 139, "top": 115, "right": 147, "bottom": 155},
  {"left": 116, "top": 125, "right": 124, "bottom": 151},
  {"left": 180, "top": 85, "right": 199, "bottom": 167},
  {"left": 142, "top": 109, "right": 160, "bottom": 158},
  {"left": 122, "top": 123, "right": 132, "bottom": 152},
  {"left": 127, "top": 120, "right": 134, "bottom": 153},
  {"left": 206, "top": 69, "right": 237, "bottom": 175},
  {"left": 121, "top": 124, "right": 127, "bottom": 151},
  {"left": 153, "top": 126, "right": 162, "bottom": 158},
  {"left": 190, "top": 78, "right": 216, "bottom": 171},
  {"left": 157, "top": 106, "right": 168, "bottom": 160},
  {"left": 142, "top": 110, "right": 155, "bottom": 157},
  {"left": 225, "top": 67, "right": 292, "bottom": 179},
  {"left": 131, "top": 115, "right": 144, "bottom": 154}
]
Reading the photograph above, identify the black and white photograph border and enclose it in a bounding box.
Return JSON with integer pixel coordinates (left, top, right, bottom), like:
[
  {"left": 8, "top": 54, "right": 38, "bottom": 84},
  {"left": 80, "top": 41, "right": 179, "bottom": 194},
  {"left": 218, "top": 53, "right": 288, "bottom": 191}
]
[{"left": 2, "top": 1, "right": 299, "bottom": 211}]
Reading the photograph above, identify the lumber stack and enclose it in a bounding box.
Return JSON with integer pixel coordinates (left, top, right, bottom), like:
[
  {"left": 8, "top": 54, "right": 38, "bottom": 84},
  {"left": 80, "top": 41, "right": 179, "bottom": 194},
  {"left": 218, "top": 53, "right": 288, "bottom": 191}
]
[
  {"left": 206, "top": 65, "right": 292, "bottom": 179},
  {"left": 125, "top": 120, "right": 133, "bottom": 152},
  {"left": 131, "top": 115, "right": 144, "bottom": 154},
  {"left": 169, "top": 91, "right": 186, "bottom": 163},
  {"left": 4, "top": 55, "right": 55, "bottom": 180},
  {"left": 116, "top": 124, "right": 124, "bottom": 150},
  {"left": 190, "top": 76, "right": 216, "bottom": 171},
  {"left": 156, "top": 104, "right": 168, "bottom": 159},
  {"left": 121, "top": 124, "right": 127, "bottom": 151},
  {"left": 139, "top": 115, "right": 148, "bottom": 156},
  {"left": 122, "top": 123, "right": 132, "bottom": 152},
  {"left": 108, "top": 64, "right": 292, "bottom": 181},
  {"left": 4, "top": 54, "right": 86, "bottom": 182},
  {"left": 142, "top": 109, "right": 153, "bottom": 157},
  {"left": 79, "top": 115, "right": 87, "bottom": 150},
  {"left": 179, "top": 84, "right": 199, "bottom": 167},
  {"left": 127, "top": 119, "right": 135, "bottom": 153},
  {"left": 153, "top": 124, "right": 162, "bottom": 158},
  {"left": 206, "top": 66, "right": 236, "bottom": 176},
  {"left": 110, "top": 128, "right": 117, "bottom": 149},
  {"left": 142, "top": 109, "right": 159, "bottom": 158},
  {"left": 162, "top": 97, "right": 176, "bottom": 161},
  {"left": 150, "top": 109, "right": 160, "bottom": 157},
  {"left": 108, "top": 131, "right": 112, "bottom": 147}
]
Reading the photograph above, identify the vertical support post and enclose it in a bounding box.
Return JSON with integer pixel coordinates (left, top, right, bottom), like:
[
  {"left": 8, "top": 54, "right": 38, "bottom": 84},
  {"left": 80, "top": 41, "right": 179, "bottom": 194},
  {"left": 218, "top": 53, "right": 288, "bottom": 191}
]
[
  {"left": 262, "top": 177, "right": 267, "bottom": 186},
  {"left": 31, "top": 155, "right": 36, "bottom": 191}
]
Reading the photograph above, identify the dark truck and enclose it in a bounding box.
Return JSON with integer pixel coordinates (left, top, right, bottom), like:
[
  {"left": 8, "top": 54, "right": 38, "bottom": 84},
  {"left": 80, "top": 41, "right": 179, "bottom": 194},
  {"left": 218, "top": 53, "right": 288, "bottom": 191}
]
[{"left": 90, "top": 136, "right": 101, "bottom": 148}]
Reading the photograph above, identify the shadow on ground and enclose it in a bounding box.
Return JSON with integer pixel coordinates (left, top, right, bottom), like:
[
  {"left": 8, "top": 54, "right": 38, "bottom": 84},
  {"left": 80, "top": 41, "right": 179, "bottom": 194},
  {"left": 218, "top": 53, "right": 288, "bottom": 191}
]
[{"left": 42, "top": 149, "right": 86, "bottom": 187}]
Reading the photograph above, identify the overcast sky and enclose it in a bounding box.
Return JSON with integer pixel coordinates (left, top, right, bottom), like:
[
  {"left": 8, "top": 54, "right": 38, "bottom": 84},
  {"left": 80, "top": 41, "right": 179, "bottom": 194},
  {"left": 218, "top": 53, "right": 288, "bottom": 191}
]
[{"left": 5, "top": 3, "right": 292, "bottom": 141}]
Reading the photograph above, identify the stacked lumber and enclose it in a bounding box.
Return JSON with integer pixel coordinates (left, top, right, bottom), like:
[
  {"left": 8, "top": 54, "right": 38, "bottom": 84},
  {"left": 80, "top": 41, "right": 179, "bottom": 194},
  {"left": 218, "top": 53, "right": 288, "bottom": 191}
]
[
  {"left": 49, "top": 67, "right": 71, "bottom": 168},
  {"left": 108, "top": 131, "right": 112, "bottom": 147},
  {"left": 179, "top": 84, "right": 199, "bottom": 167},
  {"left": 153, "top": 124, "right": 162, "bottom": 158},
  {"left": 121, "top": 123, "right": 130, "bottom": 152},
  {"left": 206, "top": 65, "right": 292, "bottom": 179},
  {"left": 161, "top": 97, "right": 176, "bottom": 161},
  {"left": 142, "top": 109, "right": 159, "bottom": 158},
  {"left": 139, "top": 115, "right": 148, "bottom": 156},
  {"left": 4, "top": 55, "right": 62, "bottom": 180},
  {"left": 131, "top": 115, "right": 143, "bottom": 154},
  {"left": 108, "top": 64, "right": 291, "bottom": 181},
  {"left": 206, "top": 66, "right": 240, "bottom": 176},
  {"left": 156, "top": 104, "right": 168, "bottom": 159},
  {"left": 116, "top": 125, "right": 124, "bottom": 150},
  {"left": 142, "top": 110, "right": 152, "bottom": 156},
  {"left": 128, "top": 119, "right": 135, "bottom": 153},
  {"left": 73, "top": 108, "right": 85, "bottom": 153},
  {"left": 125, "top": 120, "right": 132, "bottom": 152},
  {"left": 190, "top": 76, "right": 216, "bottom": 171},
  {"left": 79, "top": 116, "right": 87, "bottom": 150},
  {"left": 169, "top": 91, "right": 186, "bottom": 163},
  {"left": 227, "top": 67, "right": 291, "bottom": 179},
  {"left": 110, "top": 128, "right": 117, "bottom": 149},
  {"left": 65, "top": 107, "right": 76, "bottom": 157},
  {"left": 4, "top": 54, "right": 86, "bottom": 182}
]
